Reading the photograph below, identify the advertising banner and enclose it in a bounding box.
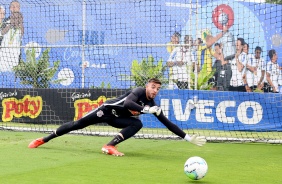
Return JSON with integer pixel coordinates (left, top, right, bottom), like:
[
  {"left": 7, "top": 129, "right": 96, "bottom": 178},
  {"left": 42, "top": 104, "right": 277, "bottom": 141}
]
[{"left": 1, "top": 88, "right": 281, "bottom": 131}]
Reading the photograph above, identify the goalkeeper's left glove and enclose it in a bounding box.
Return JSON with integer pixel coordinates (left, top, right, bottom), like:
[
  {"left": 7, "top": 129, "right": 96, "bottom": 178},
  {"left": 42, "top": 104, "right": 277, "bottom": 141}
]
[
  {"left": 184, "top": 134, "right": 206, "bottom": 146},
  {"left": 141, "top": 105, "right": 162, "bottom": 116}
]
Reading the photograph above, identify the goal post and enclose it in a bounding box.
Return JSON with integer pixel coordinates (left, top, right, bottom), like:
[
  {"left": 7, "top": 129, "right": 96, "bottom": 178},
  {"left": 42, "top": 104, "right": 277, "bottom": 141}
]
[{"left": 0, "top": 0, "right": 282, "bottom": 143}]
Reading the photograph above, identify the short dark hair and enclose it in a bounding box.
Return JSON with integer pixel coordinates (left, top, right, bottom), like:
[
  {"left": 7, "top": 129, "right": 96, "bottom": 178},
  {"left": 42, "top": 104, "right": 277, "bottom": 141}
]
[
  {"left": 196, "top": 38, "right": 203, "bottom": 44},
  {"left": 237, "top": 38, "right": 245, "bottom": 45},
  {"left": 173, "top": 32, "right": 181, "bottom": 38},
  {"left": 255, "top": 46, "right": 262, "bottom": 52},
  {"left": 214, "top": 43, "right": 220, "bottom": 47},
  {"left": 10, "top": 0, "right": 20, "bottom": 7},
  {"left": 268, "top": 49, "right": 276, "bottom": 59},
  {"left": 148, "top": 78, "right": 162, "bottom": 85}
]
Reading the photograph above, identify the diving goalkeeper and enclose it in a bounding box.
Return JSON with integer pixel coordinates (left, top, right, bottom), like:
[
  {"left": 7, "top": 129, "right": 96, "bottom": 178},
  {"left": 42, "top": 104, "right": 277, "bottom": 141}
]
[{"left": 28, "top": 78, "right": 206, "bottom": 156}]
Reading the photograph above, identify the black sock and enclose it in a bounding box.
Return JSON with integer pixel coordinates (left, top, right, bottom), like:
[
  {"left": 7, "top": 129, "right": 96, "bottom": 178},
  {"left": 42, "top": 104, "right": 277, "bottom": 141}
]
[
  {"left": 107, "top": 135, "right": 124, "bottom": 146},
  {"left": 43, "top": 131, "right": 58, "bottom": 142}
]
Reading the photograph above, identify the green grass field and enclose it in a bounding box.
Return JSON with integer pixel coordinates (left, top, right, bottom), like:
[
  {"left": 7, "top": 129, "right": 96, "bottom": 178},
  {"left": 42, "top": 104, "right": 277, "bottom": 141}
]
[{"left": 0, "top": 131, "right": 281, "bottom": 184}]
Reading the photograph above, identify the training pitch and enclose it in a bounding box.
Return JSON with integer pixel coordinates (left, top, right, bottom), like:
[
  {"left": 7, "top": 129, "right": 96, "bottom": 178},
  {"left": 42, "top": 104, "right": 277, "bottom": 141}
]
[{"left": 0, "top": 131, "right": 281, "bottom": 184}]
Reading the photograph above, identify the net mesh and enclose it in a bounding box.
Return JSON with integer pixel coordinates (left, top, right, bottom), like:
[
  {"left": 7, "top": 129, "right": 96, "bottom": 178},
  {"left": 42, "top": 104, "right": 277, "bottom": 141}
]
[{"left": 0, "top": 0, "right": 282, "bottom": 143}]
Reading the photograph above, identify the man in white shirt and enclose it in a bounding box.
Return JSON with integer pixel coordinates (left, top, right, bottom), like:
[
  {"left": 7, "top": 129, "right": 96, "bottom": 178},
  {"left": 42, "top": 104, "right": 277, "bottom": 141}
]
[
  {"left": 229, "top": 38, "right": 247, "bottom": 92},
  {"left": 253, "top": 46, "right": 266, "bottom": 90},
  {"left": 265, "top": 49, "right": 280, "bottom": 93},
  {"left": 167, "top": 35, "right": 196, "bottom": 89},
  {"left": 0, "top": 12, "right": 23, "bottom": 72},
  {"left": 243, "top": 43, "right": 259, "bottom": 91}
]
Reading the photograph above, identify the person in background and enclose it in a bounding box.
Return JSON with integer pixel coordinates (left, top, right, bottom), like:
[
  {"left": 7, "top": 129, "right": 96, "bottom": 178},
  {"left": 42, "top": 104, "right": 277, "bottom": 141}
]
[
  {"left": 2, "top": 1, "right": 23, "bottom": 34},
  {"left": 167, "top": 35, "right": 196, "bottom": 89},
  {"left": 0, "top": 5, "right": 5, "bottom": 45},
  {"left": 0, "top": 11, "right": 23, "bottom": 72},
  {"left": 193, "top": 38, "right": 203, "bottom": 73},
  {"left": 243, "top": 43, "right": 256, "bottom": 92},
  {"left": 229, "top": 38, "right": 247, "bottom": 92},
  {"left": 0, "top": 9, "right": 23, "bottom": 88},
  {"left": 0, "top": 1, "right": 24, "bottom": 74},
  {"left": 166, "top": 32, "right": 181, "bottom": 53},
  {"left": 0, "top": 5, "right": 7, "bottom": 87},
  {"left": 212, "top": 43, "right": 232, "bottom": 91},
  {"left": 196, "top": 26, "right": 228, "bottom": 75},
  {"left": 253, "top": 46, "right": 266, "bottom": 91},
  {"left": 265, "top": 49, "right": 280, "bottom": 93},
  {"left": 166, "top": 32, "right": 181, "bottom": 89}
]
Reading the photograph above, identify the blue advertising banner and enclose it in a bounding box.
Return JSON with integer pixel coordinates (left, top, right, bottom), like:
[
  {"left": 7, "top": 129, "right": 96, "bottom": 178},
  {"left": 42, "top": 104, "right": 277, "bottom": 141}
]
[
  {"left": 142, "top": 89, "right": 282, "bottom": 131},
  {"left": 0, "top": 87, "right": 281, "bottom": 131}
]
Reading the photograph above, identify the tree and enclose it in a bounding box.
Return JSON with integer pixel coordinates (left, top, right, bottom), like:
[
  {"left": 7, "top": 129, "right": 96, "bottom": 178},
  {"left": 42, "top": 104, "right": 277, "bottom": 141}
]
[
  {"left": 130, "top": 55, "right": 168, "bottom": 87},
  {"left": 13, "top": 48, "right": 62, "bottom": 88},
  {"left": 190, "top": 63, "right": 216, "bottom": 90}
]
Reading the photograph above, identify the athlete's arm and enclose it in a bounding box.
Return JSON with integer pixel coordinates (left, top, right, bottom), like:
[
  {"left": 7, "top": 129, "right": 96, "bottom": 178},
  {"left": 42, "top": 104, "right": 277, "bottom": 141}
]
[
  {"left": 156, "top": 111, "right": 206, "bottom": 146},
  {"left": 266, "top": 72, "right": 276, "bottom": 92},
  {"left": 156, "top": 111, "right": 186, "bottom": 138},
  {"left": 123, "top": 92, "right": 144, "bottom": 112},
  {"left": 206, "top": 26, "right": 228, "bottom": 48}
]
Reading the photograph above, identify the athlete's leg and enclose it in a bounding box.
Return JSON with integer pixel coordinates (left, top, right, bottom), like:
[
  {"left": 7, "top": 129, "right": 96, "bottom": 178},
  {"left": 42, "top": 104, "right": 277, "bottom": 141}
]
[
  {"left": 106, "top": 117, "right": 143, "bottom": 146},
  {"left": 29, "top": 106, "right": 110, "bottom": 148},
  {"left": 43, "top": 107, "right": 106, "bottom": 142},
  {"left": 101, "top": 117, "right": 143, "bottom": 156}
]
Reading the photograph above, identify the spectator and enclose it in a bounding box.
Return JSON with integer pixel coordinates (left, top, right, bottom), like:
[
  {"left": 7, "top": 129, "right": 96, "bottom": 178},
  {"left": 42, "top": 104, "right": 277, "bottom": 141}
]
[
  {"left": 10, "top": 0, "right": 21, "bottom": 13},
  {"left": 212, "top": 43, "right": 232, "bottom": 91},
  {"left": 166, "top": 32, "right": 181, "bottom": 53},
  {"left": 0, "top": 1, "right": 24, "bottom": 73},
  {"left": 0, "top": 11, "right": 23, "bottom": 72},
  {"left": 167, "top": 35, "right": 196, "bottom": 89},
  {"left": 193, "top": 38, "right": 203, "bottom": 72},
  {"left": 2, "top": 1, "right": 23, "bottom": 34},
  {"left": 196, "top": 26, "right": 228, "bottom": 75},
  {"left": 0, "top": 5, "right": 5, "bottom": 45},
  {"left": 265, "top": 49, "right": 280, "bottom": 93},
  {"left": 166, "top": 32, "right": 181, "bottom": 89},
  {"left": 0, "top": 5, "right": 7, "bottom": 87},
  {"left": 253, "top": 47, "right": 266, "bottom": 91},
  {"left": 243, "top": 43, "right": 257, "bottom": 92},
  {"left": 229, "top": 38, "right": 247, "bottom": 92}
]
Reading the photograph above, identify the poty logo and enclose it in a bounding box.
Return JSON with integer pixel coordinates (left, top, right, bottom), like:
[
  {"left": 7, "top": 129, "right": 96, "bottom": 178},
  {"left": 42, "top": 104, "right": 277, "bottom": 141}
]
[
  {"left": 74, "top": 96, "right": 110, "bottom": 120},
  {"left": 2, "top": 95, "right": 43, "bottom": 122}
]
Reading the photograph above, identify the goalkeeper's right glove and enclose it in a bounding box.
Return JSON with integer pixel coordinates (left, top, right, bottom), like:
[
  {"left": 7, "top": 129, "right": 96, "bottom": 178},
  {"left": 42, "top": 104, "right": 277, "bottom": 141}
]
[
  {"left": 184, "top": 134, "right": 206, "bottom": 146},
  {"left": 141, "top": 105, "right": 162, "bottom": 116}
]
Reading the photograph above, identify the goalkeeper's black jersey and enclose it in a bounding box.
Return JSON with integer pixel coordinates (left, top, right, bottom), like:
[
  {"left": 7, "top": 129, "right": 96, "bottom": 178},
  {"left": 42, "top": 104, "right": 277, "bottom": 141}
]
[
  {"left": 103, "top": 87, "right": 186, "bottom": 138},
  {"left": 103, "top": 87, "right": 156, "bottom": 117}
]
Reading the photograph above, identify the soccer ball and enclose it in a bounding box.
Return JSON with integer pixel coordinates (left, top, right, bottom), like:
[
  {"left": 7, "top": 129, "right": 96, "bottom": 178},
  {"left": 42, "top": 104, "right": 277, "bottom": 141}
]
[{"left": 184, "top": 156, "right": 208, "bottom": 180}]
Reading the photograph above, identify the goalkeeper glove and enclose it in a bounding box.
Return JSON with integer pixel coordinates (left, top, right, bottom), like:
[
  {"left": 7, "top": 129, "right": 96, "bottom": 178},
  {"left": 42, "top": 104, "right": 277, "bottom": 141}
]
[
  {"left": 184, "top": 134, "right": 206, "bottom": 146},
  {"left": 141, "top": 105, "right": 162, "bottom": 116}
]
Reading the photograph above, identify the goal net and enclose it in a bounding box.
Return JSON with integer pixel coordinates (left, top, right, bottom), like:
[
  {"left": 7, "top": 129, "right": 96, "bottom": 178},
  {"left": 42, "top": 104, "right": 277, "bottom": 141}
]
[{"left": 0, "top": 0, "right": 282, "bottom": 143}]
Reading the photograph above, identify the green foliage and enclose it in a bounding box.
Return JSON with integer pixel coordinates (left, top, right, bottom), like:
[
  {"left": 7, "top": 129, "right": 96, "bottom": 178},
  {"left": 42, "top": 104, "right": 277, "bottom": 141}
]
[
  {"left": 190, "top": 63, "right": 216, "bottom": 90},
  {"left": 131, "top": 55, "right": 168, "bottom": 87},
  {"left": 253, "top": 88, "right": 264, "bottom": 93},
  {"left": 266, "top": 0, "right": 282, "bottom": 4},
  {"left": 13, "top": 48, "right": 62, "bottom": 88},
  {"left": 90, "top": 82, "right": 111, "bottom": 89}
]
